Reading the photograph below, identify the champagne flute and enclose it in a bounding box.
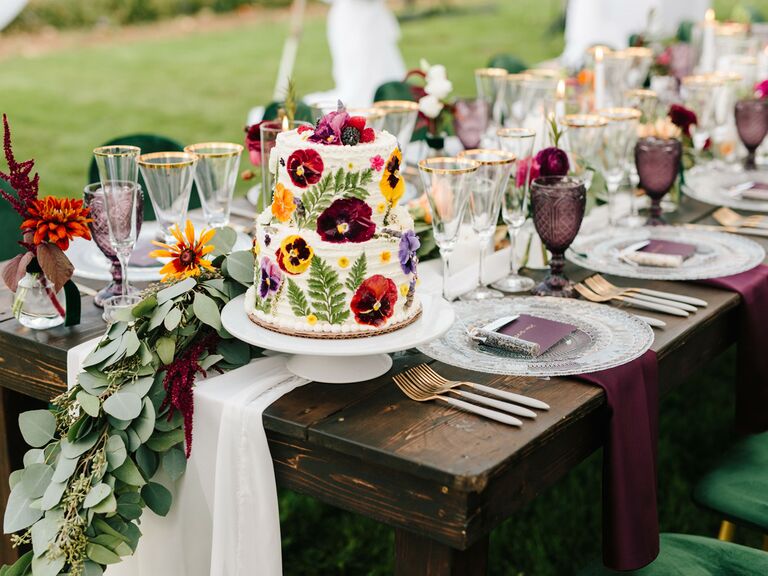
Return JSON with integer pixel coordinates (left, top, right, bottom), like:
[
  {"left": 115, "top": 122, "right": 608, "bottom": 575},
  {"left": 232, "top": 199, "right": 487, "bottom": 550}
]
[
  {"left": 417, "top": 157, "right": 480, "bottom": 301},
  {"left": 184, "top": 142, "right": 243, "bottom": 228},
  {"left": 681, "top": 75, "right": 725, "bottom": 161},
  {"left": 562, "top": 114, "right": 607, "bottom": 191},
  {"left": 138, "top": 152, "right": 197, "bottom": 243},
  {"left": 596, "top": 108, "right": 641, "bottom": 226}
]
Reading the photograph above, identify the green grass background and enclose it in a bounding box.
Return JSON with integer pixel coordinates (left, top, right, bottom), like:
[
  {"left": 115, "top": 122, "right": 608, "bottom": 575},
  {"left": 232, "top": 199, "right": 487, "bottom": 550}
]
[{"left": 2, "top": 0, "right": 766, "bottom": 573}]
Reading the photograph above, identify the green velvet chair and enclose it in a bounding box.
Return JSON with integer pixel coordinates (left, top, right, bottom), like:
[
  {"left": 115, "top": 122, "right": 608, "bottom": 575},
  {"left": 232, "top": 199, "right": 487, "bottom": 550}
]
[
  {"left": 87, "top": 134, "right": 201, "bottom": 222},
  {"left": 262, "top": 101, "right": 314, "bottom": 124},
  {"left": 0, "top": 178, "right": 24, "bottom": 261},
  {"left": 372, "top": 81, "right": 427, "bottom": 142},
  {"left": 487, "top": 54, "right": 527, "bottom": 74},
  {"left": 692, "top": 431, "right": 768, "bottom": 546},
  {"left": 579, "top": 533, "right": 768, "bottom": 575}
]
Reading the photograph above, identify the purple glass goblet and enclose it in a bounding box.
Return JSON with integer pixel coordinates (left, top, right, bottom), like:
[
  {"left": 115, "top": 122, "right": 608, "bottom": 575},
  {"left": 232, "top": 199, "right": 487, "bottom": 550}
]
[
  {"left": 530, "top": 176, "right": 586, "bottom": 298},
  {"left": 635, "top": 137, "right": 682, "bottom": 226},
  {"left": 735, "top": 99, "right": 768, "bottom": 170},
  {"left": 453, "top": 98, "right": 489, "bottom": 149},
  {"left": 83, "top": 183, "right": 143, "bottom": 307}
]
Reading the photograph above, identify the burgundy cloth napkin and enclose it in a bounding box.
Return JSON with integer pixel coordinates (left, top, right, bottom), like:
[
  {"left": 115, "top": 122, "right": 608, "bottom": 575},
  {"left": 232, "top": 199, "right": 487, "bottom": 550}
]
[
  {"left": 700, "top": 264, "right": 768, "bottom": 435},
  {"left": 576, "top": 350, "right": 660, "bottom": 571}
]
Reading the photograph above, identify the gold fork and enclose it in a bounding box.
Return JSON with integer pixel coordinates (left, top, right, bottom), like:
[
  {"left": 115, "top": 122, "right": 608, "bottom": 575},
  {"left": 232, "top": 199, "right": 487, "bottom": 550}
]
[
  {"left": 393, "top": 372, "right": 523, "bottom": 426},
  {"left": 588, "top": 274, "right": 707, "bottom": 307},
  {"left": 574, "top": 283, "right": 689, "bottom": 317},
  {"left": 585, "top": 276, "right": 697, "bottom": 312},
  {"left": 409, "top": 364, "right": 549, "bottom": 411},
  {"left": 713, "top": 207, "right": 768, "bottom": 230}
]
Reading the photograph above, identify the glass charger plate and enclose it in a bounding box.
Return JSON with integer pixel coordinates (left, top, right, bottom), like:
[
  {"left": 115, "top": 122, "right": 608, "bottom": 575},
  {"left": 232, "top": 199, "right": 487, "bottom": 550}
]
[
  {"left": 417, "top": 297, "right": 654, "bottom": 377},
  {"left": 567, "top": 226, "right": 764, "bottom": 281},
  {"left": 683, "top": 165, "right": 768, "bottom": 212}
]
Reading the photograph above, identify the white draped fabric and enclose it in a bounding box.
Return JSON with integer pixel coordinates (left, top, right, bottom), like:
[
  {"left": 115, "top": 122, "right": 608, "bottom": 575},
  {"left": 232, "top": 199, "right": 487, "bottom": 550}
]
[
  {"left": 0, "top": 0, "right": 27, "bottom": 31},
  {"left": 67, "top": 342, "right": 306, "bottom": 576}
]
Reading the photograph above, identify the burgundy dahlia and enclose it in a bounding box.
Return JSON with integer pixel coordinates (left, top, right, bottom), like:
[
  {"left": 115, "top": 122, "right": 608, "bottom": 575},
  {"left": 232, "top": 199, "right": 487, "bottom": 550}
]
[
  {"left": 668, "top": 104, "right": 697, "bottom": 137},
  {"left": 535, "top": 147, "right": 570, "bottom": 177},
  {"left": 316, "top": 198, "right": 376, "bottom": 243},
  {"left": 286, "top": 149, "right": 324, "bottom": 188},
  {"left": 350, "top": 275, "right": 398, "bottom": 326}
]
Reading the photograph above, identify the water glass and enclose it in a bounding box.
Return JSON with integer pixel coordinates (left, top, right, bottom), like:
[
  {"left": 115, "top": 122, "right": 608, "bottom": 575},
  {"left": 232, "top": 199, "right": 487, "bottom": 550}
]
[
  {"left": 417, "top": 157, "right": 480, "bottom": 301},
  {"left": 101, "top": 181, "right": 142, "bottom": 299},
  {"left": 562, "top": 114, "right": 607, "bottom": 191},
  {"left": 682, "top": 75, "right": 725, "bottom": 157},
  {"left": 259, "top": 119, "right": 314, "bottom": 213},
  {"left": 735, "top": 99, "right": 768, "bottom": 170},
  {"left": 635, "top": 137, "right": 682, "bottom": 226},
  {"left": 456, "top": 149, "right": 515, "bottom": 300},
  {"left": 347, "top": 107, "right": 387, "bottom": 131},
  {"left": 596, "top": 107, "right": 641, "bottom": 226},
  {"left": 501, "top": 73, "right": 532, "bottom": 128},
  {"left": 373, "top": 100, "right": 419, "bottom": 159},
  {"left": 475, "top": 68, "right": 507, "bottom": 135},
  {"left": 93, "top": 145, "right": 141, "bottom": 188},
  {"left": 184, "top": 142, "right": 243, "bottom": 228},
  {"left": 138, "top": 152, "right": 197, "bottom": 242},
  {"left": 453, "top": 98, "right": 489, "bottom": 149}
]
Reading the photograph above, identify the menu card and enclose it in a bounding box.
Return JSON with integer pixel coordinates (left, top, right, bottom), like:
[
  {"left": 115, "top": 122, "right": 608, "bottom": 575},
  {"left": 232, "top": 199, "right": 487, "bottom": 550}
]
[
  {"left": 639, "top": 239, "right": 696, "bottom": 259},
  {"left": 741, "top": 182, "right": 768, "bottom": 201},
  {"left": 472, "top": 314, "right": 577, "bottom": 357}
]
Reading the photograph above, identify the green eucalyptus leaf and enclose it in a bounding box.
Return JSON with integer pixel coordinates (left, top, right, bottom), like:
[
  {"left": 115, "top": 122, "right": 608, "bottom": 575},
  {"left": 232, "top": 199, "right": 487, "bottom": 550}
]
[
  {"left": 126, "top": 428, "right": 141, "bottom": 453},
  {"left": 154, "top": 410, "right": 182, "bottom": 432},
  {"left": 39, "top": 481, "right": 66, "bottom": 511},
  {"left": 83, "top": 560, "right": 104, "bottom": 576},
  {"left": 91, "top": 492, "right": 117, "bottom": 515},
  {"left": 107, "top": 321, "right": 127, "bottom": 340},
  {"left": 20, "top": 464, "right": 53, "bottom": 499},
  {"left": 148, "top": 300, "right": 174, "bottom": 331},
  {"left": 105, "top": 436, "right": 127, "bottom": 472},
  {"left": 90, "top": 534, "right": 132, "bottom": 557},
  {"left": 3, "top": 551, "right": 32, "bottom": 576},
  {"left": 78, "top": 371, "right": 109, "bottom": 395},
  {"left": 210, "top": 226, "right": 237, "bottom": 257},
  {"left": 83, "top": 483, "right": 112, "bottom": 509},
  {"left": 112, "top": 457, "right": 146, "bottom": 487},
  {"left": 163, "top": 307, "right": 183, "bottom": 331},
  {"left": 192, "top": 292, "right": 222, "bottom": 330},
  {"left": 31, "top": 516, "right": 59, "bottom": 558},
  {"left": 156, "top": 277, "right": 197, "bottom": 304},
  {"left": 116, "top": 492, "right": 143, "bottom": 521},
  {"left": 8, "top": 469, "right": 23, "bottom": 490},
  {"left": 156, "top": 337, "right": 175, "bottom": 366},
  {"left": 135, "top": 445, "right": 158, "bottom": 479},
  {"left": 107, "top": 415, "right": 132, "bottom": 431},
  {"left": 123, "top": 329, "right": 141, "bottom": 358},
  {"left": 67, "top": 414, "right": 92, "bottom": 443},
  {"left": 30, "top": 552, "right": 65, "bottom": 576},
  {"left": 92, "top": 518, "right": 130, "bottom": 544},
  {"left": 103, "top": 392, "right": 142, "bottom": 421},
  {"left": 146, "top": 429, "right": 185, "bottom": 453},
  {"left": 3, "top": 484, "right": 44, "bottom": 533},
  {"left": 77, "top": 391, "right": 101, "bottom": 418},
  {"left": 86, "top": 543, "right": 121, "bottom": 565},
  {"left": 141, "top": 482, "right": 172, "bottom": 517},
  {"left": 133, "top": 398, "right": 155, "bottom": 444},
  {"left": 120, "top": 376, "right": 154, "bottom": 398},
  {"left": 18, "top": 410, "right": 56, "bottom": 448},
  {"left": 51, "top": 456, "right": 78, "bottom": 483},
  {"left": 199, "top": 354, "right": 224, "bottom": 371},
  {"left": 82, "top": 338, "right": 121, "bottom": 368},
  {"left": 224, "top": 250, "right": 255, "bottom": 284},
  {"left": 131, "top": 294, "right": 157, "bottom": 318},
  {"left": 138, "top": 342, "right": 154, "bottom": 366},
  {"left": 217, "top": 339, "right": 250, "bottom": 366},
  {"left": 22, "top": 449, "right": 44, "bottom": 468},
  {"left": 162, "top": 448, "right": 187, "bottom": 482},
  {"left": 61, "top": 430, "right": 100, "bottom": 459}
]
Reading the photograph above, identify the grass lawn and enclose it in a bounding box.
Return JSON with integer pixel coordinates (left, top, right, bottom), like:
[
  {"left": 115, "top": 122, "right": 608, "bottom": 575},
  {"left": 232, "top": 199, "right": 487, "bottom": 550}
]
[{"left": 2, "top": 0, "right": 763, "bottom": 574}]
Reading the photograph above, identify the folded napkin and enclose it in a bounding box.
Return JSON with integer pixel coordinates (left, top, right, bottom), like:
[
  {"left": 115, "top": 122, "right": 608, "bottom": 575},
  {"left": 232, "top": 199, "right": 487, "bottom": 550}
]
[
  {"left": 576, "top": 350, "right": 660, "bottom": 571},
  {"left": 68, "top": 341, "right": 306, "bottom": 576},
  {"left": 700, "top": 264, "right": 768, "bottom": 435}
]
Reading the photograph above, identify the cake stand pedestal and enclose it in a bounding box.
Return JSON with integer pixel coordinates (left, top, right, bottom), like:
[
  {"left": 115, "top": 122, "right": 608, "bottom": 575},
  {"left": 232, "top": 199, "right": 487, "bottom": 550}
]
[{"left": 221, "top": 291, "right": 455, "bottom": 383}]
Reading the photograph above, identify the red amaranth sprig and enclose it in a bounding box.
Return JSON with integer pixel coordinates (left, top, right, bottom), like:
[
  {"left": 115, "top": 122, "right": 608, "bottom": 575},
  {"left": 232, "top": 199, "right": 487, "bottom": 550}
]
[
  {"left": 0, "top": 114, "right": 40, "bottom": 217},
  {"left": 161, "top": 331, "right": 220, "bottom": 457}
]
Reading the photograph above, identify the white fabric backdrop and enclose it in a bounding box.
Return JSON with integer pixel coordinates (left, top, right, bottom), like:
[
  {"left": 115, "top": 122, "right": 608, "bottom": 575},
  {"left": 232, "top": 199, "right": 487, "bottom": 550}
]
[{"left": 0, "top": 0, "right": 27, "bottom": 31}]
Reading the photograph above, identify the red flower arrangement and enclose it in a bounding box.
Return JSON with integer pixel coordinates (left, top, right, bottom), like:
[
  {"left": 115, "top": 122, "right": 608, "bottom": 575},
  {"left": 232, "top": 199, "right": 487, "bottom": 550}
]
[
  {"left": 535, "top": 147, "right": 570, "bottom": 178},
  {"left": 350, "top": 274, "right": 398, "bottom": 326},
  {"left": 308, "top": 103, "right": 375, "bottom": 146},
  {"left": 755, "top": 79, "right": 768, "bottom": 100},
  {"left": 668, "top": 104, "right": 697, "bottom": 137},
  {"left": 244, "top": 122, "right": 263, "bottom": 165},
  {"left": 287, "top": 148, "right": 324, "bottom": 188},
  {"left": 22, "top": 196, "right": 92, "bottom": 250},
  {"left": 316, "top": 198, "right": 376, "bottom": 243}
]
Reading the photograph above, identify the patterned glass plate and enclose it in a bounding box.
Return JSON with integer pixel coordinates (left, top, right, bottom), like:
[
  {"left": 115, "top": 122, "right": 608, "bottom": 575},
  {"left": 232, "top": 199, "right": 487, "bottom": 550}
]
[
  {"left": 683, "top": 165, "right": 768, "bottom": 212},
  {"left": 567, "top": 226, "right": 764, "bottom": 281},
  {"left": 417, "top": 297, "right": 654, "bottom": 377}
]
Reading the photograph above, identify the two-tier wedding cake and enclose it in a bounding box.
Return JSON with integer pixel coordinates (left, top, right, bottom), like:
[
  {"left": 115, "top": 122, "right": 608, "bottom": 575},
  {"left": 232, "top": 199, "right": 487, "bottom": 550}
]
[{"left": 246, "top": 105, "right": 421, "bottom": 338}]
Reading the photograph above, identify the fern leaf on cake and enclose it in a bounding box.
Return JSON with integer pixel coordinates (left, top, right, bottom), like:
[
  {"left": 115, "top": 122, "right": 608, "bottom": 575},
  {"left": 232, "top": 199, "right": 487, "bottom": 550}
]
[
  {"left": 297, "top": 172, "right": 334, "bottom": 229},
  {"left": 307, "top": 257, "right": 350, "bottom": 324},
  {"left": 345, "top": 253, "right": 367, "bottom": 293},
  {"left": 286, "top": 278, "right": 312, "bottom": 317},
  {"left": 343, "top": 168, "right": 373, "bottom": 200}
]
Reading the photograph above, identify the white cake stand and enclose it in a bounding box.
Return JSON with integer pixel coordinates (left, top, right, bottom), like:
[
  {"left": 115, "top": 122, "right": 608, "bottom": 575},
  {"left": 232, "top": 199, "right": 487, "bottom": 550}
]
[{"left": 221, "top": 291, "right": 455, "bottom": 383}]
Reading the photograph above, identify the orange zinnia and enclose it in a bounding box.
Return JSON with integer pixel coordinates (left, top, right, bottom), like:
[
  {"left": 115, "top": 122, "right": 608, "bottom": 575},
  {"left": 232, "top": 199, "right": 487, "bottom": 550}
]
[
  {"left": 271, "top": 183, "right": 296, "bottom": 223},
  {"left": 21, "top": 196, "right": 93, "bottom": 250},
  {"left": 149, "top": 220, "right": 216, "bottom": 281}
]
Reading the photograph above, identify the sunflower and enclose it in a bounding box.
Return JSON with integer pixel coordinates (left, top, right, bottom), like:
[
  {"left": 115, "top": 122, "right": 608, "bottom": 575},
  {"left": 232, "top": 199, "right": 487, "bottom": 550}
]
[
  {"left": 149, "top": 220, "right": 216, "bottom": 281},
  {"left": 21, "top": 196, "right": 92, "bottom": 250}
]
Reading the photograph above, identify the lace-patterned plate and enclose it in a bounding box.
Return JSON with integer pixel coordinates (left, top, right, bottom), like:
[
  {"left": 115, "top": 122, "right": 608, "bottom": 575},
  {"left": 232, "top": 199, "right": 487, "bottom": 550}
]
[
  {"left": 417, "top": 297, "right": 654, "bottom": 377},
  {"left": 567, "top": 226, "right": 764, "bottom": 281},
  {"left": 684, "top": 165, "right": 768, "bottom": 212}
]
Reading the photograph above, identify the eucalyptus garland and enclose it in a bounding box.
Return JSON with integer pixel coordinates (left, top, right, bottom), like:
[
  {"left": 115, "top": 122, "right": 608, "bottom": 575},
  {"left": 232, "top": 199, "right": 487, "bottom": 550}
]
[{"left": 1, "top": 237, "right": 256, "bottom": 576}]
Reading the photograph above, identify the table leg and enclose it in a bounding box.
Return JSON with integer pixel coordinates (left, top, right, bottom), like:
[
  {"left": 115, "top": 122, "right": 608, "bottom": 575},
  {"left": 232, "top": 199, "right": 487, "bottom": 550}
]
[{"left": 394, "top": 529, "right": 488, "bottom": 576}]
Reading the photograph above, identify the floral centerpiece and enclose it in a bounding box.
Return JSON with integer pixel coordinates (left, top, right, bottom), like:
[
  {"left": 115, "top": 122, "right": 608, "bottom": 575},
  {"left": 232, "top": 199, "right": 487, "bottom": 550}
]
[
  {"left": 0, "top": 115, "right": 91, "bottom": 328},
  {"left": 405, "top": 59, "right": 454, "bottom": 153}
]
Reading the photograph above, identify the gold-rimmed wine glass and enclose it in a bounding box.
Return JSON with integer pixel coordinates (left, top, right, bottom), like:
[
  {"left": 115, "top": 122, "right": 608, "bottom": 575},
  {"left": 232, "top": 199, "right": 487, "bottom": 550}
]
[
  {"left": 475, "top": 68, "right": 508, "bottom": 135},
  {"left": 184, "top": 142, "right": 243, "bottom": 229},
  {"left": 681, "top": 74, "right": 726, "bottom": 159},
  {"left": 562, "top": 114, "right": 607, "bottom": 191},
  {"left": 138, "top": 152, "right": 197, "bottom": 243},
  {"left": 500, "top": 73, "right": 533, "bottom": 128},
  {"left": 373, "top": 100, "right": 419, "bottom": 162},
  {"left": 346, "top": 107, "right": 387, "bottom": 131},
  {"left": 596, "top": 107, "right": 641, "bottom": 226}
]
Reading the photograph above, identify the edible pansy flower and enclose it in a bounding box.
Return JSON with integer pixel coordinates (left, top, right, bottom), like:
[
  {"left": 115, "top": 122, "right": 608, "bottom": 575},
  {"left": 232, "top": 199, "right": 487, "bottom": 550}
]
[
  {"left": 287, "top": 149, "right": 324, "bottom": 188},
  {"left": 316, "top": 198, "right": 376, "bottom": 243},
  {"left": 276, "top": 235, "right": 314, "bottom": 275},
  {"left": 258, "top": 257, "right": 282, "bottom": 299},
  {"left": 271, "top": 183, "right": 296, "bottom": 223},
  {"left": 398, "top": 229, "right": 420, "bottom": 275},
  {"left": 380, "top": 148, "right": 405, "bottom": 205},
  {"left": 350, "top": 274, "right": 398, "bottom": 326}
]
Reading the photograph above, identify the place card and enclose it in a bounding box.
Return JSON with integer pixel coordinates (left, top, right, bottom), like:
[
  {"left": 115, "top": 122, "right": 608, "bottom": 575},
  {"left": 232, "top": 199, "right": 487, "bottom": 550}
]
[
  {"left": 470, "top": 314, "right": 576, "bottom": 357},
  {"left": 624, "top": 239, "right": 696, "bottom": 267}
]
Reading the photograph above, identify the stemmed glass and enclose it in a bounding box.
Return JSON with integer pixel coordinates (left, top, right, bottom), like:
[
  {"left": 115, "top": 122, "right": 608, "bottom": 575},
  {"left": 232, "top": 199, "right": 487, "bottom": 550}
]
[
  {"left": 500, "top": 73, "right": 532, "bottom": 128},
  {"left": 474, "top": 68, "right": 507, "bottom": 138},
  {"left": 681, "top": 75, "right": 725, "bottom": 161},
  {"left": 373, "top": 100, "right": 419, "bottom": 160},
  {"left": 456, "top": 149, "right": 516, "bottom": 300},
  {"left": 493, "top": 128, "right": 536, "bottom": 293},
  {"left": 734, "top": 99, "right": 768, "bottom": 170},
  {"left": 530, "top": 176, "right": 586, "bottom": 298},
  {"left": 417, "top": 157, "right": 480, "bottom": 301},
  {"left": 623, "top": 47, "right": 654, "bottom": 91},
  {"left": 562, "top": 114, "right": 607, "bottom": 191},
  {"left": 596, "top": 108, "right": 641, "bottom": 226},
  {"left": 93, "top": 145, "right": 143, "bottom": 309},
  {"left": 184, "top": 142, "right": 243, "bottom": 228},
  {"left": 453, "top": 98, "right": 489, "bottom": 149},
  {"left": 603, "top": 50, "right": 633, "bottom": 107},
  {"left": 138, "top": 152, "right": 198, "bottom": 242},
  {"left": 347, "top": 107, "right": 387, "bottom": 131},
  {"left": 635, "top": 137, "right": 682, "bottom": 226}
]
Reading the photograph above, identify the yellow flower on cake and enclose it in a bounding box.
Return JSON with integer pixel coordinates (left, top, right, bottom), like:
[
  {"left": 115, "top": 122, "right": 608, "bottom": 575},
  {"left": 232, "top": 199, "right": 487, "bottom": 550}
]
[
  {"left": 150, "top": 220, "right": 216, "bottom": 281},
  {"left": 271, "top": 183, "right": 296, "bottom": 223},
  {"left": 306, "top": 314, "right": 318, "bottom": 325},
  {"left": 337, "top": 256, "right": 350, "bottom": 269},
  {"left": 376, "top": 202, "right": 386, "bottom": 214},
  {"left": 399, "top": 283, "right": 410, "bottom": 297},
  {"left": 379, "top": 147, "right": 405, "bottom": 206},
  {"left": 380, "top": 250, "right": 391, "bottom": 263},
  {"left": 276, "top": 234, "right": 314, "bottom": 275}
]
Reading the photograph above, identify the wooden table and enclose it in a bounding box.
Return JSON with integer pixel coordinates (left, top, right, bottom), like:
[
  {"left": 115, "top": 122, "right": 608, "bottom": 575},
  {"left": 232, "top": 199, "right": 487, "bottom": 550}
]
[{"left": 0, "top": 198, "right": 761, "bottom": 574}]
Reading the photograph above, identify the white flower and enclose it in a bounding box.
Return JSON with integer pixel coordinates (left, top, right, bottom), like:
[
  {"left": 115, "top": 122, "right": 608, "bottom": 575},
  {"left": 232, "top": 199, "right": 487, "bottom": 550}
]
[
  {"left": 424, "top": 64, "right": 452, "bottom": 100},
  {"left": 420, "top": 58, "right": 431, "bottom": 72},
  {"left": 418, "top": 94, "right": 444, "bottom": 119}
]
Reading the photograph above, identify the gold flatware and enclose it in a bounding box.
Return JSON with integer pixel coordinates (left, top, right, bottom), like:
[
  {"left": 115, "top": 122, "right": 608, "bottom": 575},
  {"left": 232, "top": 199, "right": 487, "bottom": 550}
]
[
  {"left": 712, "top": 207, "right": 768, "bottom": 230},
  {"left": 679, "top": 223, "right": 768, "bottom": 238},
  {"left": 585, "top": 275, "right": 697, "bottom": 312},
  {"left": 574, "top": 282, "right": 689, "bottom": 317},
  {"left": 588, "top": 274, "right": 707, "bottom": 307}
]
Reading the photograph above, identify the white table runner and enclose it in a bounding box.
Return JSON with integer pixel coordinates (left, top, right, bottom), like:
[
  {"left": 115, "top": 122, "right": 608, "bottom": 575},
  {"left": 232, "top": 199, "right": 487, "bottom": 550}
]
[{"left": 67, "top": 340, "right": 307, "bottom": 576}]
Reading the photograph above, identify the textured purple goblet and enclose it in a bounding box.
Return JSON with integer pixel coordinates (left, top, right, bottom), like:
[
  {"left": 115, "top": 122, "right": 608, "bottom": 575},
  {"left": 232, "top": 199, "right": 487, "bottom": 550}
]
[
  {"left": 83, "top": 183, "right": 143, "bottom": 307},
  {"left": 635, "top": 137, "right": 682, "bottom": 226},
  {"left": 530, "top": 176, "right": 586, "bottom": 298},
  {"left": 735, "top": 99, "right": 768, "bottom": 170},
  {"left": 453, "top": 98, "right": 489, "bottom": 149}
]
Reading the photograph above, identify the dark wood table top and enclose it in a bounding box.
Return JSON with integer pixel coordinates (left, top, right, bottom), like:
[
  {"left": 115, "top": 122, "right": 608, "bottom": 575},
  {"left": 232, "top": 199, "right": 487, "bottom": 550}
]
[{"left": 0, "top": 196, "right": 760, "bottom": 553}]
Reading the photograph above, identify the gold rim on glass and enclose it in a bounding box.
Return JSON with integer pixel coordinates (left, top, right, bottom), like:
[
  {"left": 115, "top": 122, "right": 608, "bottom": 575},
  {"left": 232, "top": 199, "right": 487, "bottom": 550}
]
[
  {"left": 457, "top": 149, "right": 517, "bottom": 165},
  {"left": 622, "top": 47, "right": 653, "bottom": 59},
  {"left": 682, "top": 75, "right": 725, "bottom": 87},
  {"left": 563, "top": 114, "right": 608, "bottom": 128},
  {"left": 497, "top": 127, "right": 536, "bottom": 139},
  {"left": 475, "top": 67, "right": 508, "bottom": 77},
  {"left": 596, "top": 108, "right": 642, "bottom": 122},
  {"left": 624, "top": 89, "right": 657, "bottom": 100},
  {"left": 711, "top": 71, "right": 743, "bottom": 84},
  {"left": 138, "top": 151, "right": 197, "bottom": 169},
  {"left": 184, "top": 142, "right": 244, "bottom": 158},
  {"left": 418, "top": 157, "right": 480, "bottom": 174},
  {"left": 93, "top": 145, "right": 141, "bottom": 157},
  {"left": 523, "top": 68, "right": 561, "bottom": 79},
  {"left": 373, "top": 100, "right": 419, "bottom": 112},
  {"left": 587, "top": 45, "right": 612, "bottom": 58},
  {"left": 346, "top": 107, "right": 387, "bottom": 121}
]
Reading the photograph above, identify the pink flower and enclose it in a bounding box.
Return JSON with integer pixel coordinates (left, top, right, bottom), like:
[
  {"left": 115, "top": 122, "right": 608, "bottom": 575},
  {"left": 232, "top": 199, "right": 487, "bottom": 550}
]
[
  {"left": 244, "top": 122, "right": 263, "bottom": 166},
  {"left": 755, "top": 79, "right": 768, "bottom": 100},
  {"left": 370, "top": 155, "right": 385, "bottom": 171},
  {"left": 516, "top": 156, "right": 540, "bottom": 188}
]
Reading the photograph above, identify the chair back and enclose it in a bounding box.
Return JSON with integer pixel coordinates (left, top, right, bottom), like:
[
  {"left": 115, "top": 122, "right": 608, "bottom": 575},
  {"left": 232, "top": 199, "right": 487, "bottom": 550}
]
[
  {"left": 0, "top": 178, "right": 23, "bottom": 261},
  {"left": 487, "top": 54, "right": 527, "bottom": 73}
]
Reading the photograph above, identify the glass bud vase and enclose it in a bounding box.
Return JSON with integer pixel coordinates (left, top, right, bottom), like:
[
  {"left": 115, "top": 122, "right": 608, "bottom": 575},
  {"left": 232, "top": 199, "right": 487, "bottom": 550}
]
[{"left": 12, "top": 272, "right": 66, "bottom": 329}]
